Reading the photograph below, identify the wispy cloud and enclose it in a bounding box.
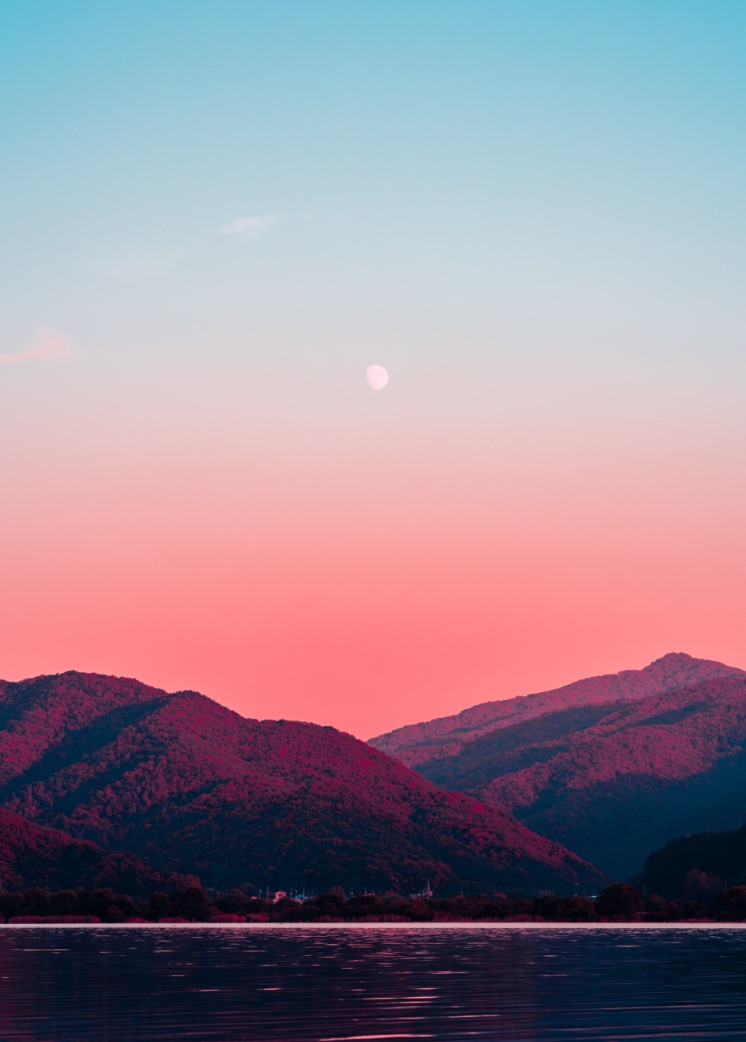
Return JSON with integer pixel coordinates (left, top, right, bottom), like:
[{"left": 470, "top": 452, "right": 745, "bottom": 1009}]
[
  {"left": 0, "top": 328, "right": 73, "bottom": 363},
  {"left": 220, "top": 214, "right": 278, "bottom": 238}
]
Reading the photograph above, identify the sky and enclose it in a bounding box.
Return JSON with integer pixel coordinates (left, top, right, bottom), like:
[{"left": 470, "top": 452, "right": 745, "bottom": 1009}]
[{"left": 1, "top": 1, "right": 746, "bottom": 739}]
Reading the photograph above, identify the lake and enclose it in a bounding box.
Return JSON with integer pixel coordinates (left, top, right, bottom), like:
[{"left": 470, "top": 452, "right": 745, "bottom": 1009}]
[{"left": 0, "top": 925, "right": 745, "bottom": 1040}]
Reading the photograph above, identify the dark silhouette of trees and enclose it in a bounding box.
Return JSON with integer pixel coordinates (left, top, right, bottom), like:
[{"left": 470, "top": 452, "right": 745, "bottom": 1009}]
[
  {"left": 645, "top": 894, "right": 682, "bottom": 922},
  {"left": 714, "top": 886, "right": 746, "bottom": 921},
  {"left": 645, "top": 826, "right": 746, "bottom": 899},
  {"left": 147, "top": 891, "right": 172, "bottom": 920},
  {"left": 214, "top": 891, "right": 252, "bottom": 915},
  {"left": 476, "top": 898, "right": 512, "bottom": 919},
  {"left": 22, "top": 888, "right": 51, "bottom": 916},
  {"left": 564, "top": 896, "right": 596, "bottom": 921},
  {"left": 2, "top": 880, "right": 745, "bottom": 923},
  {"left": 0, "top": 893, "right": 22, "bottom": 920},
  {"left": 595, "top": 883, "right": 644, "bottom": 919},
  {"left": 682, "top": 869, "right": 723, "bottom": 909},
  {"left": 172, "top": 886, "right": 212, "bottom": 921},
  {"left": 534, "top": 894, "right": 563, "bottom": 920},
  {"left": 49, "top": 890, "right": 79, "bottom": 916}
]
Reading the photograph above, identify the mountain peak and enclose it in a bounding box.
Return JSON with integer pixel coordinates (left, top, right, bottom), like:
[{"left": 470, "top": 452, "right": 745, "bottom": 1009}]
[
  {"left": 639, "top": 651, "right": 742, "bottom": 684},
  {"left": 647, "top": 652, "right": 695, "bottom": 665}
]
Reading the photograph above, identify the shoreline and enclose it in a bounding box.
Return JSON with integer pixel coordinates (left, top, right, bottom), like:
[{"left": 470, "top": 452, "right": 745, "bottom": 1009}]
[{"left": 1, "top": 920, "right": 746, "bottom": 930}]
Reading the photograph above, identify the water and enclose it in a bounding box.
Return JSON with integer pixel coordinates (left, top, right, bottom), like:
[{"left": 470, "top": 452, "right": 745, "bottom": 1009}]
[{"left": 1, "top": 925, "right": 745, "bottom": 1041}]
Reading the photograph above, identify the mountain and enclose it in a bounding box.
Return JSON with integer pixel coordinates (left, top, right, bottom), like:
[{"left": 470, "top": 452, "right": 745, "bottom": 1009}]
[
  {"left": 370, "top": 654, "right": 746, "bottom": 879},
  {"left": 371, "top": 654, "right": 741, "bottom": 766},
  {"left": 0, "top": 807, "right": 191, "bottom": 894},
  {"left": 0, "top": 672, "right": 602, "bottom": 896}
]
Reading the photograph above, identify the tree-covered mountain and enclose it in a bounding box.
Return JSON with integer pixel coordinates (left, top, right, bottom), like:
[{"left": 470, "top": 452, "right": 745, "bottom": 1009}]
[
  {"left": 370, "top": 654, "right": 746, "bottom": 879},
  {"left": 0, "top": 672, "right": 602, "bottom": 896},
  {"left": 0, "top": 807, "right": 192, "bottom": 894},
  {"left": 643, "top": 825, "right": 746, "bottom": 900}
]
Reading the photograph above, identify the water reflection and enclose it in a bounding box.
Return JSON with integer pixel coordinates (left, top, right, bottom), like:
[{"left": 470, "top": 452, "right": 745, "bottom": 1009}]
[{"left": 0, "top": 927, "right": 744, "bottom": 1040}]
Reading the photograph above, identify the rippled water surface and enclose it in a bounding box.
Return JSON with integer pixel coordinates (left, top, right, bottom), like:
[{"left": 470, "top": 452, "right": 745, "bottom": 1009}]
[{"left": 1, "top": 926, "right": 745, "bottom": 1041}]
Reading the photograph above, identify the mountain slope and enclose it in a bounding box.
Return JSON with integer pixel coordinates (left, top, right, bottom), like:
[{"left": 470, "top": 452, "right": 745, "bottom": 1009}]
[
  {"left": 0, "top": 672, "right": 602, "bottom": 895},
  {"left": 0, "top": 807, "right": 191, "bottom": 894},
  {"left": 370, "top": 655, "right": 746, "bottom": 879},
  {"left": 370, "top": 653, "right": 742, "bottom": 766},
  {"left": 643, "top": 824, "right": 746, "bottom": 899}
]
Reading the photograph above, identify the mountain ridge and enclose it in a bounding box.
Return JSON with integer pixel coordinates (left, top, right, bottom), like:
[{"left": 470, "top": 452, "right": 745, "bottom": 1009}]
[
  {"left": 370, "top": 653, "right": 745, "bottom": 764},
  {"left": 369, "top": 654, "right": 746, "bottom": 879},
  {"left": 0, "top": 670, "right": 602, "bottom": 896}
]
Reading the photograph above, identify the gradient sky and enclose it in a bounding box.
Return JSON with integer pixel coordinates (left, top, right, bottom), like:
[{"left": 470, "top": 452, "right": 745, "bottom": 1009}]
[{"left": 2, "top": 1, "right": 746, "bottom": 738}]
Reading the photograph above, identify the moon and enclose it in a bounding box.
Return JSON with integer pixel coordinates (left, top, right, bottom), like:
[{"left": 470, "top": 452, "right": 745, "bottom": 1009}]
[{"left": 366, "top": 364, "right": 389, "bottom": 390}]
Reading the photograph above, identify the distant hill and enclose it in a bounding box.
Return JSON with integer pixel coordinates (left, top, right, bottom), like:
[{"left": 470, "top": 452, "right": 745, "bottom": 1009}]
[
  {"left": 370, "top": 654, "right": 746, "bottom": 879},
  {"left": 0, "top": 807, "right": 191, "bottom": 894},
  {"left": 644, "top": 825, "right": 746, "bottom": 899},
  {"left": 0, "top": 672, "right": 602, "bottom": 896}
]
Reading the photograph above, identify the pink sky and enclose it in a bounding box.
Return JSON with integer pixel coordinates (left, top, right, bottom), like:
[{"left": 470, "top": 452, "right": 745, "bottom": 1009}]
[{"left": 1, "top": 348, "right": 744, "bottom": 738}]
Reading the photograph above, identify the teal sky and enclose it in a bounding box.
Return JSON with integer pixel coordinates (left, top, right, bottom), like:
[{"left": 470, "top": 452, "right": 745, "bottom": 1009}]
[
  {"left": 1, "top": 1, "right": 746, "bottom": 736},
  {"left": 3, "top": 0, "right": 745, "bottom": 367}
]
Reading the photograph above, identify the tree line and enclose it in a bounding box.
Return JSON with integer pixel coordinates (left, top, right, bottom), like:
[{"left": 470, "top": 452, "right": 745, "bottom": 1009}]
[{"left": 3, "top": 881, "right": 746, "bottom": 922}]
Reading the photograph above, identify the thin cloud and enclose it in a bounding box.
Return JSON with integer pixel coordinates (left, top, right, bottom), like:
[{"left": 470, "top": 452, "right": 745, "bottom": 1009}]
[
  {"left": 220, "top": 214, "right": 278, "bottom": 238},
  {"left": 0, "top": 328, "right": 73, "bottom": 363}
]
